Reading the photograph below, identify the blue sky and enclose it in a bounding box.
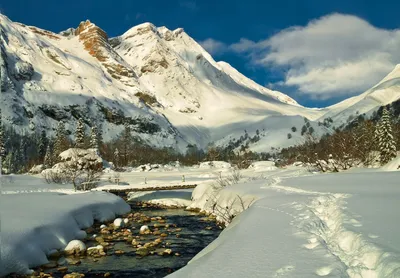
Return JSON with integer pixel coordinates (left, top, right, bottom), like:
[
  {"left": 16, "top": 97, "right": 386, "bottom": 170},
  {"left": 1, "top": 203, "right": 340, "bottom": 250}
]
[{"left": 2, "top": 0, "right": 400, "bottom": 107}]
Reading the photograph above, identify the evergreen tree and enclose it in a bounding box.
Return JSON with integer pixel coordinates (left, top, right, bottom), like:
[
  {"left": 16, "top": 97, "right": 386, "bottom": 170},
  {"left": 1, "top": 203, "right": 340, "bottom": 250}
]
[
  {"left": 114, "top": 148, "right": 120, "bottom": 167},
  {"left": 97, "top": 124, "right": 103, "bottom": 148},
  {"left": 54, "top": 121, "right": 69, "bottom": 158},
  {"left": 44, "top": 145, "right": 52, "bottom": 168},
  {"left": 121, "top": 122, "right": 132, "bottom": 165},
  {"left": 0, "top": 109, "right": 5, "bottom": 159},
  {"left": 90, "top": 126, "right": 99, "bottom": 149},
  {"left": 376, "top": 108, "right": 397, "bottom": 164},
  {"left": 38, "top": 130, "right": 47, "bottom": 159},
  {"left": 0, "top": 109, "right": 5, "bottom": 175},
  {"left": 75, "top": 118, "right": 85, "bottom": 148}
]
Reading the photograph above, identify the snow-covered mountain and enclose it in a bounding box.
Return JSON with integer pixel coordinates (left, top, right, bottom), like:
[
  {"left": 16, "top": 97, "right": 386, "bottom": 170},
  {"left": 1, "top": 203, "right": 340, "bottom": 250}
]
[
  {"left": 319, "top": 64, "right": 400, "bottom": 127},
  {"left": 1, "top": 14, "right": 398, "bottom": 152}
]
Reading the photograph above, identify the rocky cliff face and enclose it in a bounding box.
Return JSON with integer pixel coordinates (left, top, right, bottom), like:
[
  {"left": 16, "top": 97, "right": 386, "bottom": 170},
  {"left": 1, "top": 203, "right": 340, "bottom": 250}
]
[{"left": 75, "top": 20, "right": 137, "bottom": 86}]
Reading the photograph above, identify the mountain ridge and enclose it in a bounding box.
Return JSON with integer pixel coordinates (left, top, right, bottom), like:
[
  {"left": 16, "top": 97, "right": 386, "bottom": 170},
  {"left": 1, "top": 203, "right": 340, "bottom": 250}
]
[{"left": 1, "top": 14, "right": 399, "bottom": 152}]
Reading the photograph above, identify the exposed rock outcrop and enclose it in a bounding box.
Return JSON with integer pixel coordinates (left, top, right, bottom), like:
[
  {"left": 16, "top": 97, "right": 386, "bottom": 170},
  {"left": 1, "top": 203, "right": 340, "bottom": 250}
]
[{"left": 75, "top": 20, "right": 137, "bottom": 84}]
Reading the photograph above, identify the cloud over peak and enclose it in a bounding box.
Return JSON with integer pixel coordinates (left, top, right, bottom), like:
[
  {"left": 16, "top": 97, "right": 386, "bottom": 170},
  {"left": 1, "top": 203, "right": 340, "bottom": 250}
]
[{"left": 201, "top": 14, "right": 400, "bottom": 100}]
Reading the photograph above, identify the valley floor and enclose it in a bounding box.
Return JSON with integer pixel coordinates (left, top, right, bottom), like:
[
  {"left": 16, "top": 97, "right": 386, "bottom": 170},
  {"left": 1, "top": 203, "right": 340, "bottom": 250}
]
[{"left": 1, "top": 161, "right": 399, "bottom": 277}]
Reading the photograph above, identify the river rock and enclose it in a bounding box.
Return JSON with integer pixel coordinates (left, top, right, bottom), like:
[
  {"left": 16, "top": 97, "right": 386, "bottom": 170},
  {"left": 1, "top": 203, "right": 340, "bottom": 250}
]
[
  {"left": 139, "top": 225, "right": 150, "bottom": 234},
  {"left": 87, "top": 245, "right": 104, "bottom": 257},
  {"left": 136, "top": 247, "right": 149, "bottom": 256},
  {"left": 58, "top": 266, "right": 68, "bottom": 272},
  {"left": 160, "top": 233, "right": 168, "bottom": 237},
  {"left": 64, "top": 240, "right": 86, "bottom": 256},
  {"left": 123, "top": 218, "right": 129, "bottom": 224},
  {"left": 68, "top": 259, "right": 81, "bottom": 265},
  {"left": 113, "top": 218, "right": 124, "bottom": 228},
  {"left": 42, "top": 261, "right": 58, "bottom": 268},
  {"left": 104, "top": 272, "right": 111, "bottom": 277},
  {"left": 63, "top": 272, "right": 84, "bottom": 278}
]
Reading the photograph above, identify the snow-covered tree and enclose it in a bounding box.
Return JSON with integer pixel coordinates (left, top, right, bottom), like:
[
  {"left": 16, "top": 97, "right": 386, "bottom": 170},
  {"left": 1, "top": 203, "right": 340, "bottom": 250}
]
[
  {"left": 54, "top": 121, "right": 69, "bottom": 158},
  {"left": 90, "top": 126, "right": 99, "bottom": 149},
  {"left": 376, "top": 107, "right": 397, "bottom": 164},
  {"left": 75, "top": 118, "right": 85, "bottom": 148}
]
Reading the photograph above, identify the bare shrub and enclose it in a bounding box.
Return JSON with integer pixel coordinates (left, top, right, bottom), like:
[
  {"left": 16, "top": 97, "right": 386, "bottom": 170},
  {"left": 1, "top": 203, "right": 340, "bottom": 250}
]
[
  {"left": 42, "top": 170, "right": 70, "bottom": 184},
  {"left": 205, "top": 192, "right": 255, "bottom": 225},
  {"left": 214, "top": 168, "right": 242, "bottom": 189}
]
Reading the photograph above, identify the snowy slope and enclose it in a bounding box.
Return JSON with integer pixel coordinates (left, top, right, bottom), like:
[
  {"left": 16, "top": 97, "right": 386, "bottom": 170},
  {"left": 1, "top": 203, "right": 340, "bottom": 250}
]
[
  {"left": 111, "top": 23, "right": 327, "bottom": 150},
  {"left": 0, "top": 15, "right": 179, "bottom": 147},
  {"left": 320, "top": 64, "right": 400, "bottom": 127}
]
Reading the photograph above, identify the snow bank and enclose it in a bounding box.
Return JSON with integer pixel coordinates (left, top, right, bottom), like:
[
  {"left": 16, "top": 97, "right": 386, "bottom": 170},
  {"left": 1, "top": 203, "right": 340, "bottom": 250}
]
[
  {"left": 381, "top": 155, "right": 400, "bottom": 171},
  {"left": 0, "top": 192, "right": 130, "bottom": 276},
  {"left": 128, "top": 189, "right": 193, "bottom": 207},
  {"left": 199, "top": 161, "right": 232, "bottom": 169},
  {"left": 248, "top": 161, "right": 277, "bottom": 172}
]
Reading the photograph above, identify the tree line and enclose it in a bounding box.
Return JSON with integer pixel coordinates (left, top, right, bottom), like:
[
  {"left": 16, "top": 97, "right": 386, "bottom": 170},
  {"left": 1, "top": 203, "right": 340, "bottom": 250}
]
[{"left": 280, "top": 107, "right": 399, "bottom": 171}]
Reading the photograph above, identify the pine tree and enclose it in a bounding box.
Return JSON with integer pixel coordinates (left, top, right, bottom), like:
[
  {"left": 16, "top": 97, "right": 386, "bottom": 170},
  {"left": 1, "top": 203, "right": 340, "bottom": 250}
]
[
  {"left": 122, "top": 122, "right": 132, "bottom": 165},
  {"left": 114, "top": 148, "right": 120, "bottom": 167},
  {"left": 75, "top": 118, "right": 85, "bottom": 148},
  {"left": 38, "top": 130, "right": 47, "bottom": 159},
  {"left": 97, "top": 124, "right": 103, "bottom": 147},
  {"left": 0, "top": 109, "right": 5, "bottom": 175},
  {"left": 376, "top": 107, "right": 397, "bottom": 164},
  {"left": 54, "top": 121, "right": 69, "bottom": 158},
  {"left": 0, "top": 109, "right": 5, "bottom": 159},
  {"left": 90, "top": 126, "right": 99, "bottom": 149},
  {"left": 44, "top": 145, "right": 52, "bottom": 168}
]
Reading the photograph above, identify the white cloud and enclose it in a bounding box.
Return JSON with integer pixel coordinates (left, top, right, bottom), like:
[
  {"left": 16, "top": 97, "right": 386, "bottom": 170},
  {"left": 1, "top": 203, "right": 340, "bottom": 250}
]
[
  {"left": 231, "top": 13, "right": 400, "bottom": 99},
  {"left": 199, "top": 38, "right": 228, "bottom": 55}
]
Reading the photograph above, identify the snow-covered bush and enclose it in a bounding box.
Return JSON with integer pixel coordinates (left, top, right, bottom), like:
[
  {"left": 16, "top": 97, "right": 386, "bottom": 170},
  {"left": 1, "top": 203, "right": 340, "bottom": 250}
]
[
  {"left": 43, "top": 148, "right": 104, "bottom": 191},
  {"left": 29, "top": 164, "right": 45, "bottom": 174}
]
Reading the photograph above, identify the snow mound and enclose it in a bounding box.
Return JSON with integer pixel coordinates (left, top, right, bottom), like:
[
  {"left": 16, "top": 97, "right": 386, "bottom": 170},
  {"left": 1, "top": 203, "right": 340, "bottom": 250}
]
[
  {"left": 248, "top": 161, "right": 277, "bottom": 171},
  {"left": 199, "top": 161, "right": 232, "bottom": 169},
  {"left": 0, "top": 192, "right": 130, "bottom": 276},
  {"left": 64, "top": 240, "right": 86, "bottom": 252},
  {"left": 381, "top": 155, "right": 400, "bottom": 171}
]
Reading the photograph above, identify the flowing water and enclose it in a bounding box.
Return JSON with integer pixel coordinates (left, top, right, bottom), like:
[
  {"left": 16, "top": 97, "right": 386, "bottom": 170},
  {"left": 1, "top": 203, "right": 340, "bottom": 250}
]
[{"left": 44, "top": 201, "right": 222, "bottom": 278}]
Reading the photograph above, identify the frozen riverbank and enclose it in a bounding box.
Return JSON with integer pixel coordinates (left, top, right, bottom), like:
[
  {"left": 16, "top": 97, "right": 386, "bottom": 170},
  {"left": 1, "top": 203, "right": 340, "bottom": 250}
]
[{"left": 0, "top": 192, "right": 129, "bottom": 276}]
